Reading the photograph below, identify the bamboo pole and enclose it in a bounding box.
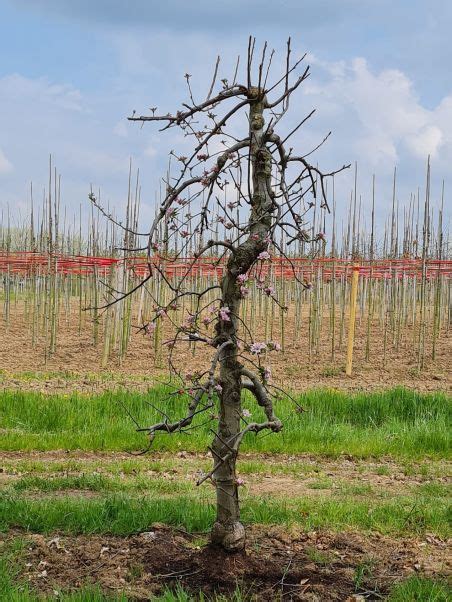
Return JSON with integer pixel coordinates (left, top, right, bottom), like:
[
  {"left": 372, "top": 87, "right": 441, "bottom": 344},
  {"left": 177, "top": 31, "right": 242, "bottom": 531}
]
[{"left": 345, "top": 262, "right": 360, "bottom": 376}]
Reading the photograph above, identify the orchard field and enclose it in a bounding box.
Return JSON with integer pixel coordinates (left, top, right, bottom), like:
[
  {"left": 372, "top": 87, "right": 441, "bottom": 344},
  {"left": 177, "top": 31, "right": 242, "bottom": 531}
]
[
  {"left": 0, "top": 36, "right": 451, "bottom": 601},
  {"left": 0, "top": 293, "right": 450, "bottom": 600}
]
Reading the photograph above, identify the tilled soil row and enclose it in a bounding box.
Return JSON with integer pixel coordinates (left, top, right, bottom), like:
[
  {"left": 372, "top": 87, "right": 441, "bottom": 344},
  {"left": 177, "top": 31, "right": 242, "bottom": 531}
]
[{"left": 5, "top": 525, "right": 450, "bottom": 601}]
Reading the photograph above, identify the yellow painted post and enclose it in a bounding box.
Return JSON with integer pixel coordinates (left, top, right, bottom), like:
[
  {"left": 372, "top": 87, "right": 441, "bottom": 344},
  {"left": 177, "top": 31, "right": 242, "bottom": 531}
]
[{"left": 346, "top": 262, "right": 360, "bottom": 376}]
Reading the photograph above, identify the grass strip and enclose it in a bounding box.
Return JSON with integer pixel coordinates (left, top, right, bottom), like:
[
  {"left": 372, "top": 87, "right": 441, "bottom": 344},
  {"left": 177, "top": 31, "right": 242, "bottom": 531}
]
[
  {"left": 0, "top": 387, "right": 450, "bottom": 458},
  {"left": 0, "top": 492, "right": 449, "bottom": 538}
]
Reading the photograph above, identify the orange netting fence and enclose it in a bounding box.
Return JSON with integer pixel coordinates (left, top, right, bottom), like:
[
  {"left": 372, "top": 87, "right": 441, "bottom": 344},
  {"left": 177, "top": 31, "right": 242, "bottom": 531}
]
[{"left": 1, "top": 251, "right": 451, "bottom": 280}]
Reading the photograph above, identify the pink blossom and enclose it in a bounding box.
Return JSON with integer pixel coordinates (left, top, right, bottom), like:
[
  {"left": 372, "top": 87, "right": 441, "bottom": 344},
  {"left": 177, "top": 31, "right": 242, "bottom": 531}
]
[
  {"left": 182, "top": 315, "right": 196, "bottom": 329},
  {"left": 264, "top": 286, "right": 275, "bottom": 297},
  {"left": 237, "top": 273, "right": 248, "bottom": 284},
  {"left": 180, "top": 230, "right": 190, "bottom": 238},
  {"left": 181, "top": 316, "right": 196, "bottom": 330},
  {"left": 219, "top": 306, "right": 231, "bottom": 322},
  {"left": 197, "top": 153, "right": 208, "bottom": 161},
  {"left": 257, "top": 251, "right": 271, "bottom": 261},
  {"left": 166, "top": 207, "right": 177, "bottom": 218},
  {"left": 145, "top": 322, "right": 156, "bottom": 336},
  {"left": 154, "top": 308, "right": 166, "bottom": 319},
  {"left": 250, "top": 234, "right": 260, "bottom": 240},
  {"left": 227, "top": 201, "right": 238, "bottom": 210},
  {"left": 263, "top": 367, "right": 272, "bottom": 381},
  {"left": 242, "top": 408, "right": 251, "bottom": 418},
  {"left": 236, "top": 477, "right": 245, "bottom": 486},
  {"left": 250, "top": 342, "right": 267, "bottom": 355},
  {"left": 240, "top": 286, "right": 249, "bottom": 298},
  {"left": 214, "top": 383, "right": 223, "bottom": 393}
]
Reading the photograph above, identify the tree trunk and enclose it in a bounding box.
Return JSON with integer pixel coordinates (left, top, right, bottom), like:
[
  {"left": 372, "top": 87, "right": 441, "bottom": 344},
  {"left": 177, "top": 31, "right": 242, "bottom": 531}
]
[
  {"left": 210, "top": 330, "right": 245, "bottom": 551},
  {"left": 211, "top": 88, "right": 274, "bottom": 551}
]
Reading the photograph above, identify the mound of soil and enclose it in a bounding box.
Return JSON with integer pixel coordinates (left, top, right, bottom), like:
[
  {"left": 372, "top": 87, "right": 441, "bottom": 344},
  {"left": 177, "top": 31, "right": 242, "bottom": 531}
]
[{"left": 13, "top": 525, "right": 450, "bottom": 600}]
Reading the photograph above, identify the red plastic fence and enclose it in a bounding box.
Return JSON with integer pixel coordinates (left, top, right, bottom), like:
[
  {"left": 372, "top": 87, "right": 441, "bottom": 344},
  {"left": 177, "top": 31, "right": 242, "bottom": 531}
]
[{"left": 1, "top": 251, "right": 451, "bottom": 281}]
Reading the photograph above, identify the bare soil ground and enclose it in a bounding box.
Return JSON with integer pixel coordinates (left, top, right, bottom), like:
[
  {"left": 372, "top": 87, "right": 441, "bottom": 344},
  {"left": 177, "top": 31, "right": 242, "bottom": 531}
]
[
  {"left": 4, "top": 525, "right": 450, "bottom": 601},
  {"left": 0, "top": 302, "right": 450, "bottom": 393}
]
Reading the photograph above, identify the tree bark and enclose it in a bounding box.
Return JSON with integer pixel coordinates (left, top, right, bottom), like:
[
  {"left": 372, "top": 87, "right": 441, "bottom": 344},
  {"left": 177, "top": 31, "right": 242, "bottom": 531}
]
[{"left": 211, "top": 88, "right": 274, "bottom": 551}]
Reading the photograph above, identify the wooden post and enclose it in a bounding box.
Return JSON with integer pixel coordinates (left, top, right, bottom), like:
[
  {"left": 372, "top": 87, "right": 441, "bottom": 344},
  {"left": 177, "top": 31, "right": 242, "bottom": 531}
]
[{"left": 346, "top": 262, "right": 360, "bottom": 376}]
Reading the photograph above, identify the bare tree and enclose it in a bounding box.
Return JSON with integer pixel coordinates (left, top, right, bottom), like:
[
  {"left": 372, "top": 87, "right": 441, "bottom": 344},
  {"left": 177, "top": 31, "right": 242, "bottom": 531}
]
[{"left": 90, "top": 37, "right": 349, "bottom": 551}]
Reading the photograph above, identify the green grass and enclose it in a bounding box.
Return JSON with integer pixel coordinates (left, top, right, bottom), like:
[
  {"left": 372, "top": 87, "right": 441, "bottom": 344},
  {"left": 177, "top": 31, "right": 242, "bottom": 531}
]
[
  {"left": 0, "top": 538, "right": 31, "bottom": 601},
  {"left": 0, "top": 490, "right": 449, "bottom": 538},
  {"left": 0, "top": 387, "right": 450, "bottom": 457},
  {"left": 2, "top": 460, "right": 449, "bottom": 535},
  {"left": 308, "top": 477, "right": 333, "bottom": 489},
  {"left": 387, "top": 576, "right": 451, "bottom": 601},
  {"left": 0, "top": 385, "right": 449, "bottom": 599},
  {"left": 1, "top": 457, "right": 191, "bottom": 477},
  {"left": 0, "top": 369, "right": 154, "bottom": 384},
  {"left": 305, "top": 545, "right": 334, "bottom": 566},
  {"left": 353, "top": 556, "right": 377, "bottom": 590},
  {"left": 11, "top": 474, "right": 193, "bottom": 495}
]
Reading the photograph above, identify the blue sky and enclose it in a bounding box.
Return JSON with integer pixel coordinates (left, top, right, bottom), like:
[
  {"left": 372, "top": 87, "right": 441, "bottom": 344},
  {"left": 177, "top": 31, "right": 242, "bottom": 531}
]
[{"left": 0, "top": 0, "right": 450, "bottom": 232}]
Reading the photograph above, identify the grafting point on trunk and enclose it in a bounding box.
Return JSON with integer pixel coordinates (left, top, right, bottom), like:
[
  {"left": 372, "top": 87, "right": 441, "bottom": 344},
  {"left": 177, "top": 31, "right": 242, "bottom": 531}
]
[{"left": 211, "top": 520, "right": 246, "bottom": 552}]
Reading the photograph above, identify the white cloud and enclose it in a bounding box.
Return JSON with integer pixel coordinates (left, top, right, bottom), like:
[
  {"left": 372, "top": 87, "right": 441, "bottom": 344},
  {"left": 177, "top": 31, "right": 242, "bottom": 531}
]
[
  {"left": 406, "top": 125, "right": 443, "bottom": 159},
  {"left": 0, "top": 74, "right": 83, "bottom": 112},
  {"left": 0, "top": 73, "right": 137, "bottom": 218},
  {"left": 0, "top": 47, "right": 450, "bottom": 230},
  {"left": 301, "top": 56, "right": 452, "bottom": 169},
  {"left": 0, "top": 148, "right": 13, "bottom": 174}
]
